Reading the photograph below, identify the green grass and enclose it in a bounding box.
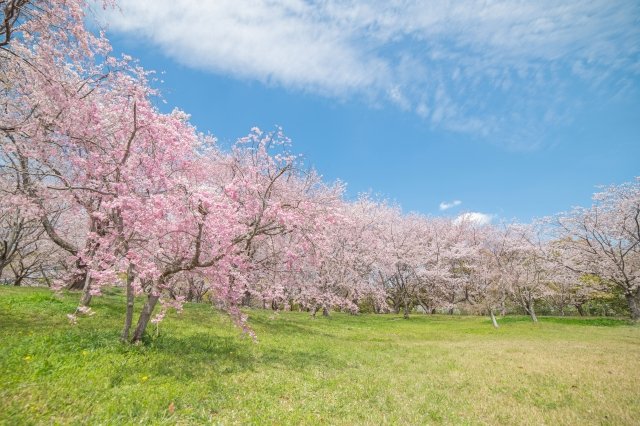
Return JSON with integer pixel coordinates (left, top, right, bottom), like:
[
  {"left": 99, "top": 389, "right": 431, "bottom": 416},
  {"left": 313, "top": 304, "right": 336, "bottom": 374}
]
[{"left": 1, "top": 287, "right": 639, "bottom": 425}]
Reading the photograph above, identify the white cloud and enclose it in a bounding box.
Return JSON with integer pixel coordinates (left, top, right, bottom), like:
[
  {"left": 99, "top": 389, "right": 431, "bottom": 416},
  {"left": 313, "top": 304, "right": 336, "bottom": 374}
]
[
  {"left": 454, "top": 212, "right": 494, "bottom": 226},
  {"left": 98, "top": 0, "right": 640, "bottom": 147},
  {"left": 97, "top": 0, "right": 389, "bottom": 96},
  {"left": 439, "top": 200, "right": 462, "bottom": 211}
]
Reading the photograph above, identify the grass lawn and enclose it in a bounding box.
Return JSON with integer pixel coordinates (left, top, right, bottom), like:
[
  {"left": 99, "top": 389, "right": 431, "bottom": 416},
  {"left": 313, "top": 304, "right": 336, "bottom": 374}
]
[{"left": 1, "top": 286, "right": 639, "bottom": 425}]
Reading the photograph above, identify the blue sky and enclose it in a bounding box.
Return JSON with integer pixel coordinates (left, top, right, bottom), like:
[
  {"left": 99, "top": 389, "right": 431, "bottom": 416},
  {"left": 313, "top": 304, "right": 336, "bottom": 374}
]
[{"left": 97, "top": 0, "right": 640, "bottom": 223}]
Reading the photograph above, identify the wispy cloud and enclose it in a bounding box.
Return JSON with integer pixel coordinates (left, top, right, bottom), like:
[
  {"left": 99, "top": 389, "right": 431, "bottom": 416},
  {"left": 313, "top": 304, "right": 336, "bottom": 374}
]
[
  {"left": 454, "top": 212, "right": 494, "bottom": 226},
  {"left": 439, "top": 200, "right": 462, "bottom": 211},
  {"left": 99, "top": 0, "right": 640, "bottom": 147}
]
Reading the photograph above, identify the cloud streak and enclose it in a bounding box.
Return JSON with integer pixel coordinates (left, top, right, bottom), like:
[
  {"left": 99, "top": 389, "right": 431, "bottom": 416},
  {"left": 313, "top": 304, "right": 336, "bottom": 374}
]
[
  {"left": 439, "top": 200, "right": 462, "bottom": 211},
  {"left": 99, "top": 0, "right": 640, "bottom": 147}
]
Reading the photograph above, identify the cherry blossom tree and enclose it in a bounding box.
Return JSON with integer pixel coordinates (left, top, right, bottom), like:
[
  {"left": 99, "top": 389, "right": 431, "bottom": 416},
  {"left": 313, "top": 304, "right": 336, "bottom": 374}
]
[
  {"left": 0, "top": 0, "right": 29, "bottom": 47},
  {"left": 5, "top": 0, "right": 639, "bottom": 348},
  {"left": 487, "top": 223, "right": 556, "bottom": 322},
  {"left": 0, "top": 0, "right": 356, "bottom": 342},
  {"left": 283, "top": 196, "right": 388, "bottom": 317},
  {"left": 220, "top": 138, "right": 357, "bottom": 317},
  {"left": 0, "top": 1, "right": 113, "bottom": 50},
  {"left": 552, "top": 179, "right": 640, "bottom": 320},
  {"left": 440, "top": 219, "right": 504, "bottom": 327}
]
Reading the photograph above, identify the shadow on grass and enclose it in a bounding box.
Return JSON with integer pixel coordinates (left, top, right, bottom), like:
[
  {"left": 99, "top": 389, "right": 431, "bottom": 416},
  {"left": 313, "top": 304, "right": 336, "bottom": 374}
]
[
  {"left": 107, "top": 333, "right": 258, "bottom": 383},
  {"left": 259, "top": 345, "right": 344, "bottom": 371},
  {"left": 248, "top": 315, "right": 338, "bottom": 339}
]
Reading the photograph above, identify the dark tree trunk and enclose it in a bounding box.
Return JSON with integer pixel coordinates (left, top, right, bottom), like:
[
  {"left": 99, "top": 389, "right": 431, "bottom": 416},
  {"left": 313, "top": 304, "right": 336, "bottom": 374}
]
[
  {"left": 626, "top": 290, "right": 640, "bottom": 321},
  {"left": 403, "top": 299, "right": 409, "bottom": 319},
  {"left": 79, "top": 272, "right": 92, "bottom": 307},
  {"left": 322, "top": 306, "right": 330, "bottom": 317},
  {"left": 67, "top": 256, "right": 92, "bottom": 290},
  {"left": 416, "top": 296, "right": 430, "bottom": 314},
  {"left": 575, "top": 303, "right": 585, "bottom": 317},
  {"left": 131, "top": 294, "right": 160, "bottom": 343},
  {"left": 242, "top": 291, "right": 252, "bottom": 307},
  {"left": 67, "top": 268, "right": 87, "bottom": 290},
  {"left": 120, "top": 268, "right": 135, "bottom": 342}
]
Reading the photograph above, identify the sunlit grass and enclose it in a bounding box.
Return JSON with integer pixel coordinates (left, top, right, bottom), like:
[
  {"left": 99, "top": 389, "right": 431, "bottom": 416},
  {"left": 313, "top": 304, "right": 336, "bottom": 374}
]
[{"left": 1, "top": 286, "right": 638, "bottom": 425}]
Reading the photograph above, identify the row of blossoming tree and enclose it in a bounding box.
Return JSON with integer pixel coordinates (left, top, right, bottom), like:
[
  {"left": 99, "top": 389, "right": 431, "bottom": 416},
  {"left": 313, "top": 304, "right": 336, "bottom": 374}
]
[{"left": 1, "top": 1, "right": 639, "bottom": 343}]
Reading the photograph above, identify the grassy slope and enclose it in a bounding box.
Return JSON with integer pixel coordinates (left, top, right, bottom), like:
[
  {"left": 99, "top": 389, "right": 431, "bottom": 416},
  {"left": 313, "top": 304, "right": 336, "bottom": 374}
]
[{"left": 1, "top": 287, "right": 639, "bottom": 425}]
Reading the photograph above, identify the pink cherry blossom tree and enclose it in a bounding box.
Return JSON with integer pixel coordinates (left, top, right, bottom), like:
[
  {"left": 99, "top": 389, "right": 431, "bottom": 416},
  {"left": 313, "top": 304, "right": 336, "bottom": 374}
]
[
  {"left": 488, "top": 223, "right": 557, "bottom": 322},
  {"left": 552, "top": 179, "right": 640, "bottom": 319}
]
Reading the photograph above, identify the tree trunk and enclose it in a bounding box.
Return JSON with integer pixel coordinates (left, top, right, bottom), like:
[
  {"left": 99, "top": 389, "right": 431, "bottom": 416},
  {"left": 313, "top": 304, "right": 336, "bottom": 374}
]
[
  {"left": 67, "top": 265, "right": 88, "bottom": 290},
  {"left": 310, "top": 305, "right": 318, "bottom": 318},
  {"left": 528, "top": 301, "right": 538, "bottom": 323},
  {"left": 416, "top": 296, "right": 430, "bottom": 314},
  {"left": 391, "top": 298, "right": 401, "bottom": 314},
  {"left": 403, "top": 299, "right": 409, "bottom": 319},
  {"left": 575, "top": 303, "right": 585, "bottom": 317},
  {"left": 490, "top": 309, "right": 499, "bottom": 328},
  {"left": 322, "top": 306, "right": 330, "bottom": 317},
  {"left": 131, "top": 294, "right": 160, "bottom": 343},
  {"left": 120, "top": 267, "right": 135, "bottom": 342},
  {"left": 79, "top": 272, "right": 92, "bottom": 307},
  {"left": 39, "top": 265, "right": 51, "bottom": 287},
  {"left": 186, "top": 281, "right": 194, "bottom": 302},
  {"left": 242, "top": 291, "right": 252, "bottom": 307},
  {"left": 625, "top": 290, "right": 640, "bottom": 321}
]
